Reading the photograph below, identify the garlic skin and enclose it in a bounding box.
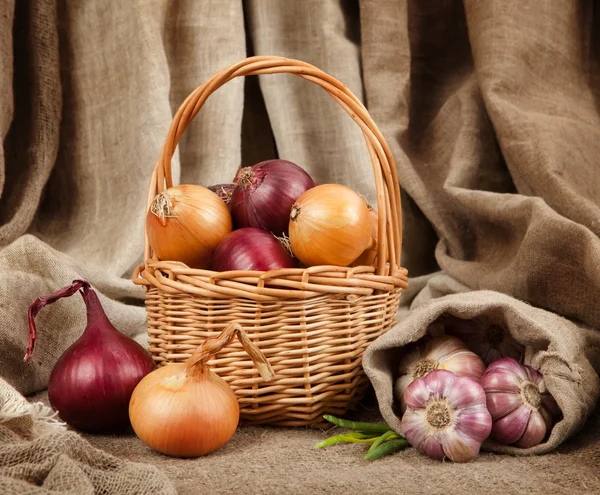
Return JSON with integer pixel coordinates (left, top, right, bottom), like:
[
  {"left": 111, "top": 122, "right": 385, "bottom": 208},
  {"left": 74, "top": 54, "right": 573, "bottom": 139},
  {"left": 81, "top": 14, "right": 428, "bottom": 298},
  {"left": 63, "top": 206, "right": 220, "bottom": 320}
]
[
  {"left": 394, "top": 336, "right": 486, "bottom": 412},
  {"left": 444, "top": 316, "right": 524, "bottom": 365},
  {"left": 402, "top": 369, "right": 492, "bottom": 462},
  {"left": 482, "top": 358, "right": 559, "bottom": 448}
]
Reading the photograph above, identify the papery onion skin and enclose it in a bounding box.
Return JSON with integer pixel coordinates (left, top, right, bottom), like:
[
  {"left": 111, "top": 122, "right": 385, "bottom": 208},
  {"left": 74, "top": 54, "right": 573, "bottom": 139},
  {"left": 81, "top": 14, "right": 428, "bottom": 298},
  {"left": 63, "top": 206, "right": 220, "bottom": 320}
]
[
  {"left": 212, "top": 228, "right": 297, "bottom": 272},
  {"left": 146, "top": 184, "right": 232, "bottom": 268},
  {"left": 231, "top": 160, "right": 315, "bottom": 235},
  {"left": 289, "top": 184, "right": 372, "bottom": 267},
  {"left": 482, "top": 358, "right": 558, "bottom": 448},
  {"left": 26, "top": 281, "right": 156, "bottom": 433},
  {"left": 351, "top": 205, "right": 381, "bottom": 267},
  {"left": 129, "top": 364, "right": 239, "bottom": 457},
  {"left": 402, "top": 369, "right": 492, "bottom": 462},
  {"left": 208, "top": 183, "right": 235, "bottom": 211},
  {"left": 394, "top": 335, "right": 486, "bottom": 412}
]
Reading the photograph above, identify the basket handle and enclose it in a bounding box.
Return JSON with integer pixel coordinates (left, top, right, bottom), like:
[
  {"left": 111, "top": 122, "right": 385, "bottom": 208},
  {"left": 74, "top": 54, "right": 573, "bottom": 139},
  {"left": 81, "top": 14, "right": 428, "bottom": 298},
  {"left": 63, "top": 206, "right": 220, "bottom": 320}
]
[{"left": 145, "top": 56, "right": 403, "bottom": 276}]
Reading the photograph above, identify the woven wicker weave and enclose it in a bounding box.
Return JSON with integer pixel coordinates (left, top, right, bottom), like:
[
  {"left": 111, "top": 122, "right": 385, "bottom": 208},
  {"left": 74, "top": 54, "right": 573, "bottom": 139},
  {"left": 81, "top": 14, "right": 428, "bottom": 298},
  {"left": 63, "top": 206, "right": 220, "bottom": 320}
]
[{"left": 133, "top": 56, "right": 408, "bottom": 426}]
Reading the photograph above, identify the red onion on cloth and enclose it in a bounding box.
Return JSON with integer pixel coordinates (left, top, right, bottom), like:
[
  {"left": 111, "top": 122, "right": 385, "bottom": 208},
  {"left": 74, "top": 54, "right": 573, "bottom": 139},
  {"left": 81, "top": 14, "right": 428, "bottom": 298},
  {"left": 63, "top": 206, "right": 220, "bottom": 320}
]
[
  {"left": 230, "top": 160, "right": 315, "bottom": 235},
  {"left": 24, "top": 280, "right": 156, "bottom": 432}
]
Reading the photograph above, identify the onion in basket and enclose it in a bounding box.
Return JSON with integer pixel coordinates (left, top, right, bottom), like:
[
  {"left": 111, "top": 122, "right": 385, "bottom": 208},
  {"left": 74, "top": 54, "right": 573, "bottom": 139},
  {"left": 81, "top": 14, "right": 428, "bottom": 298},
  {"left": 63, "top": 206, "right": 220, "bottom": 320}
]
[
  {"left": 289, "top": 184, "right": 373, "bottom": 267},
  {"left": 212, "top": 228, "right": 297, "bottom": 272},
  {"left": 146, "top": 184, "right": 232, "bottom": 268},
  {"left": 230, "top": 159, "right": 315, "bottom": 235}
]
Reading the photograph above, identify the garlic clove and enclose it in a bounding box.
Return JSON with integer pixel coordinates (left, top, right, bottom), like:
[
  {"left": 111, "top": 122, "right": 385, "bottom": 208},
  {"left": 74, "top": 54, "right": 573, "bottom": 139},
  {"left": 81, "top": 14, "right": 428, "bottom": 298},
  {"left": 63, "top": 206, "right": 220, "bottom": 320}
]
[
  {"left": 402, "top": 408, "right": 429, "bottom": 448},
  {"left": 420, "top": 366, "right": 457, "bottom": 399},
  {"left": 486, "top": 358, "right": 529, "bottom": 382},
  {"left": 446, "top": 375, "right": 487, "bottom": 410},
  {"left": 456, "top": 407, "right": 496, "bottom": 443},
  {"left": 439, "top": 430, "right": 483, "bottom": 463},
  {"left": 491, "top": 406, "right": 531, "bottom": 444},
  {"left": 422, "top": 435, "right": 445, "bottom": 460},
  {"left": 513, "top": 410, "right": 548, "bottom": 448},
  {"left": 538, "top": 404, "right": 554, "bottom": 431},
  {"left": 394, "top": 374, "right": 415, "bottom": 408},
  {"left": 541, "top": 392, "right": 560, "bottom": 417},
  {"left": 523, "top": 365, "right": 544, "bottom": 386},
  {"left": 426, "top": 336, "right": 468, "bottom": 362},
  {"left": 486, "top": 392, "right": 522, "bottom": 420},
  {"left": 397, "top": 347, "right": 421, "bottom": 375},
  {"left": 441, "top": 353, "right": 487, "bottom": 383},
  {"left": 481, "top": 369, "right": 520, "bottom": 393},
  {"left": 403, "top": 375, "right": 437, "bottom": 409}
]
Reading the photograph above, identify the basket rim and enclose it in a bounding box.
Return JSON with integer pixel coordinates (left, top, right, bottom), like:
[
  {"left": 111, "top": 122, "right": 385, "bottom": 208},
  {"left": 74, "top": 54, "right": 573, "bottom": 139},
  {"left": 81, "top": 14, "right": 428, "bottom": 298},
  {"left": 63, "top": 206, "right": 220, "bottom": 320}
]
[{"left": 134, "top": 260, "right": 408, "bottom": 301}]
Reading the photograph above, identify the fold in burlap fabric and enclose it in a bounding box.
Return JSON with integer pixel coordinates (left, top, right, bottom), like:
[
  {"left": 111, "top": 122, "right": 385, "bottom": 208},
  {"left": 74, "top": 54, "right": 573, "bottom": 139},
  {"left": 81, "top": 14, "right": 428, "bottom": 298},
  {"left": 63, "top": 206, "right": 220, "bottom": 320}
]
[
  {"left": 1, "top": 0, "right": 600, "bottom": 489},
  {"left": 363, "top": 273, "right": 600, "bottom": 455},
  {"left": 0, "top": 378, "right": 175, "bottom": 494}
]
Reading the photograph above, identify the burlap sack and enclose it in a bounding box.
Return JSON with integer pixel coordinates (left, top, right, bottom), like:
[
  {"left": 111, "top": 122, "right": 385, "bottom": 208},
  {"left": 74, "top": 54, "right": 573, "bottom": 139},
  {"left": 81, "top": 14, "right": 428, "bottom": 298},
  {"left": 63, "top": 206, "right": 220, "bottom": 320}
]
[
  {"left": 364, "top": 273, "right": 600, "bottom": 455},
  {"left": 0, "top": 378, "right": 175, "bottom": 494}
]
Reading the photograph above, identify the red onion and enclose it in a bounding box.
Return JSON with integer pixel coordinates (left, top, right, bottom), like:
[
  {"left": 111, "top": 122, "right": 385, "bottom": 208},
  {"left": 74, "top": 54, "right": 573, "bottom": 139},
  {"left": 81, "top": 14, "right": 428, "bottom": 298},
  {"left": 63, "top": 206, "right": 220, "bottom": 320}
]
[
  {"left": 208, "top": 183, "right": 235, "bottom": 211},
  {"left": 231, "top": 160, "right": 315, "bottom": 235},
  {"left": 482, "top": 358, "right": 559, "bottom": 448},
  {"left": 24, "top": 280, "right": 156, "bottom": 433},
  {"left": 212, "top": 228, "right": 296, "bottom": 272}
]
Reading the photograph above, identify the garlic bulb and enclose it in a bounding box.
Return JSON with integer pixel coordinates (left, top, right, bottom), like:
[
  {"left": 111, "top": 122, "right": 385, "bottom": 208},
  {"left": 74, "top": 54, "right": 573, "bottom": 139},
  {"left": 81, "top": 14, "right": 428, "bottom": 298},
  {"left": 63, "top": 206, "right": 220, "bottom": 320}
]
[
  {"left": 482, "top": 358, "right": 559, "bottom": 448},
  {"left": 402, "top": 369, "right": 492, "bottom": 462},
  {"left": 394, "top": 336, "right": 486, "bottom": 411},
  {"left": 444, "top": 315, "right": 524, "bottom": 365}
]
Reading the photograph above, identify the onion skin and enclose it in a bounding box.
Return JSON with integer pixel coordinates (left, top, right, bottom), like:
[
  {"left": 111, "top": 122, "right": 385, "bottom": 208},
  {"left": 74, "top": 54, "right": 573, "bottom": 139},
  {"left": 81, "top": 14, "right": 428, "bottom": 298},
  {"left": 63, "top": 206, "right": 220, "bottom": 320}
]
[
  {"left": 212, "top": 228, "right": 297, "bottom": 272},
  {"left": 289, "top": 184, "right": 373, "bottom": 267},
  {"left": 208, "top": 183, "right": 235, "bottom": 211},
  {"left": 481, "top": 358, "right": 559, "bottom": 448},
  {"left": 129, "top": 364, "right": 239, "bottom": 457},
  {"left": 146, "top": 184, "right": 232, "bottom": 268},
  {"left": 402, "top": 369, "right": 492, "bottom": 462},
  {"left": 231, "top": 160, "right": 315, "bottom": 235},
  {"left": 351, "top": 205, "right": 381, "bottom": 267},
  {"left": 25, "top": 281, "right": 156, "bottom": 433}
]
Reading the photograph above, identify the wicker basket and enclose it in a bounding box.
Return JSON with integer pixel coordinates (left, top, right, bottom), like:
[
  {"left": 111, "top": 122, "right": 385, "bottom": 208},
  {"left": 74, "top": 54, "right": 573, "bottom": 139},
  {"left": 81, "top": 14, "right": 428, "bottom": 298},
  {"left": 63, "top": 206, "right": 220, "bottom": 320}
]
[{"left": 133, "top": 56, "right": 408, "bottom": 427}]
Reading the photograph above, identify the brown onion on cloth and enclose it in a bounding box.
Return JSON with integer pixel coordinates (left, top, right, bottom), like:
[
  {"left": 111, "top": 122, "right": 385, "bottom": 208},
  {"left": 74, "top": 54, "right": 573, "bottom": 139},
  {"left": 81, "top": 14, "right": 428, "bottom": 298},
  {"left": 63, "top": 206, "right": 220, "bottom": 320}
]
[{"left": 129, "top": 322, "right": 274, "bottom": 457}]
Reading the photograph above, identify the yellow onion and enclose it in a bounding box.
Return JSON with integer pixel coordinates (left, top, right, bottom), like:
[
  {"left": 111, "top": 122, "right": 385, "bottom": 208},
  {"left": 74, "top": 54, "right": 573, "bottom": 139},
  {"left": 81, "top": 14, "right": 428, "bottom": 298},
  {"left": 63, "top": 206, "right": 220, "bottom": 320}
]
[
  {"left": 146, "top": 184, "right": 232, "bottom": 268},
  {"left": 289, "top": 184, "right": 373, "bottom": 267},
  {"left": 129, "top": 322, "right": 273, "bottom": 457},
  {"left": 394, "top": 335, "right": 486, "bottom": 412}
]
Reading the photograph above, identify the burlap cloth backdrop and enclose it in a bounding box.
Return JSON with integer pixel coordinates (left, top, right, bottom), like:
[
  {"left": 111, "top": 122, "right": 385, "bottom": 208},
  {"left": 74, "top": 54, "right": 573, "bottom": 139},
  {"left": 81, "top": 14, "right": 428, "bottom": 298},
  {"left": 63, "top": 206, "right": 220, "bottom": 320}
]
[{"left": 1, "top": 0, "right": 599, "bottom": 493}]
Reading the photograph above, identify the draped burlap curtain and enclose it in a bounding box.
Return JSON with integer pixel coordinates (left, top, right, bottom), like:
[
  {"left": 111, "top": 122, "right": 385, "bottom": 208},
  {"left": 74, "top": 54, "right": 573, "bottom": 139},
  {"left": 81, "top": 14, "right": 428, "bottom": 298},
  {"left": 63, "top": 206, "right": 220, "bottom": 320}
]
[{"left": 1, "top": 0, "right": 599, "bottom": 398}]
